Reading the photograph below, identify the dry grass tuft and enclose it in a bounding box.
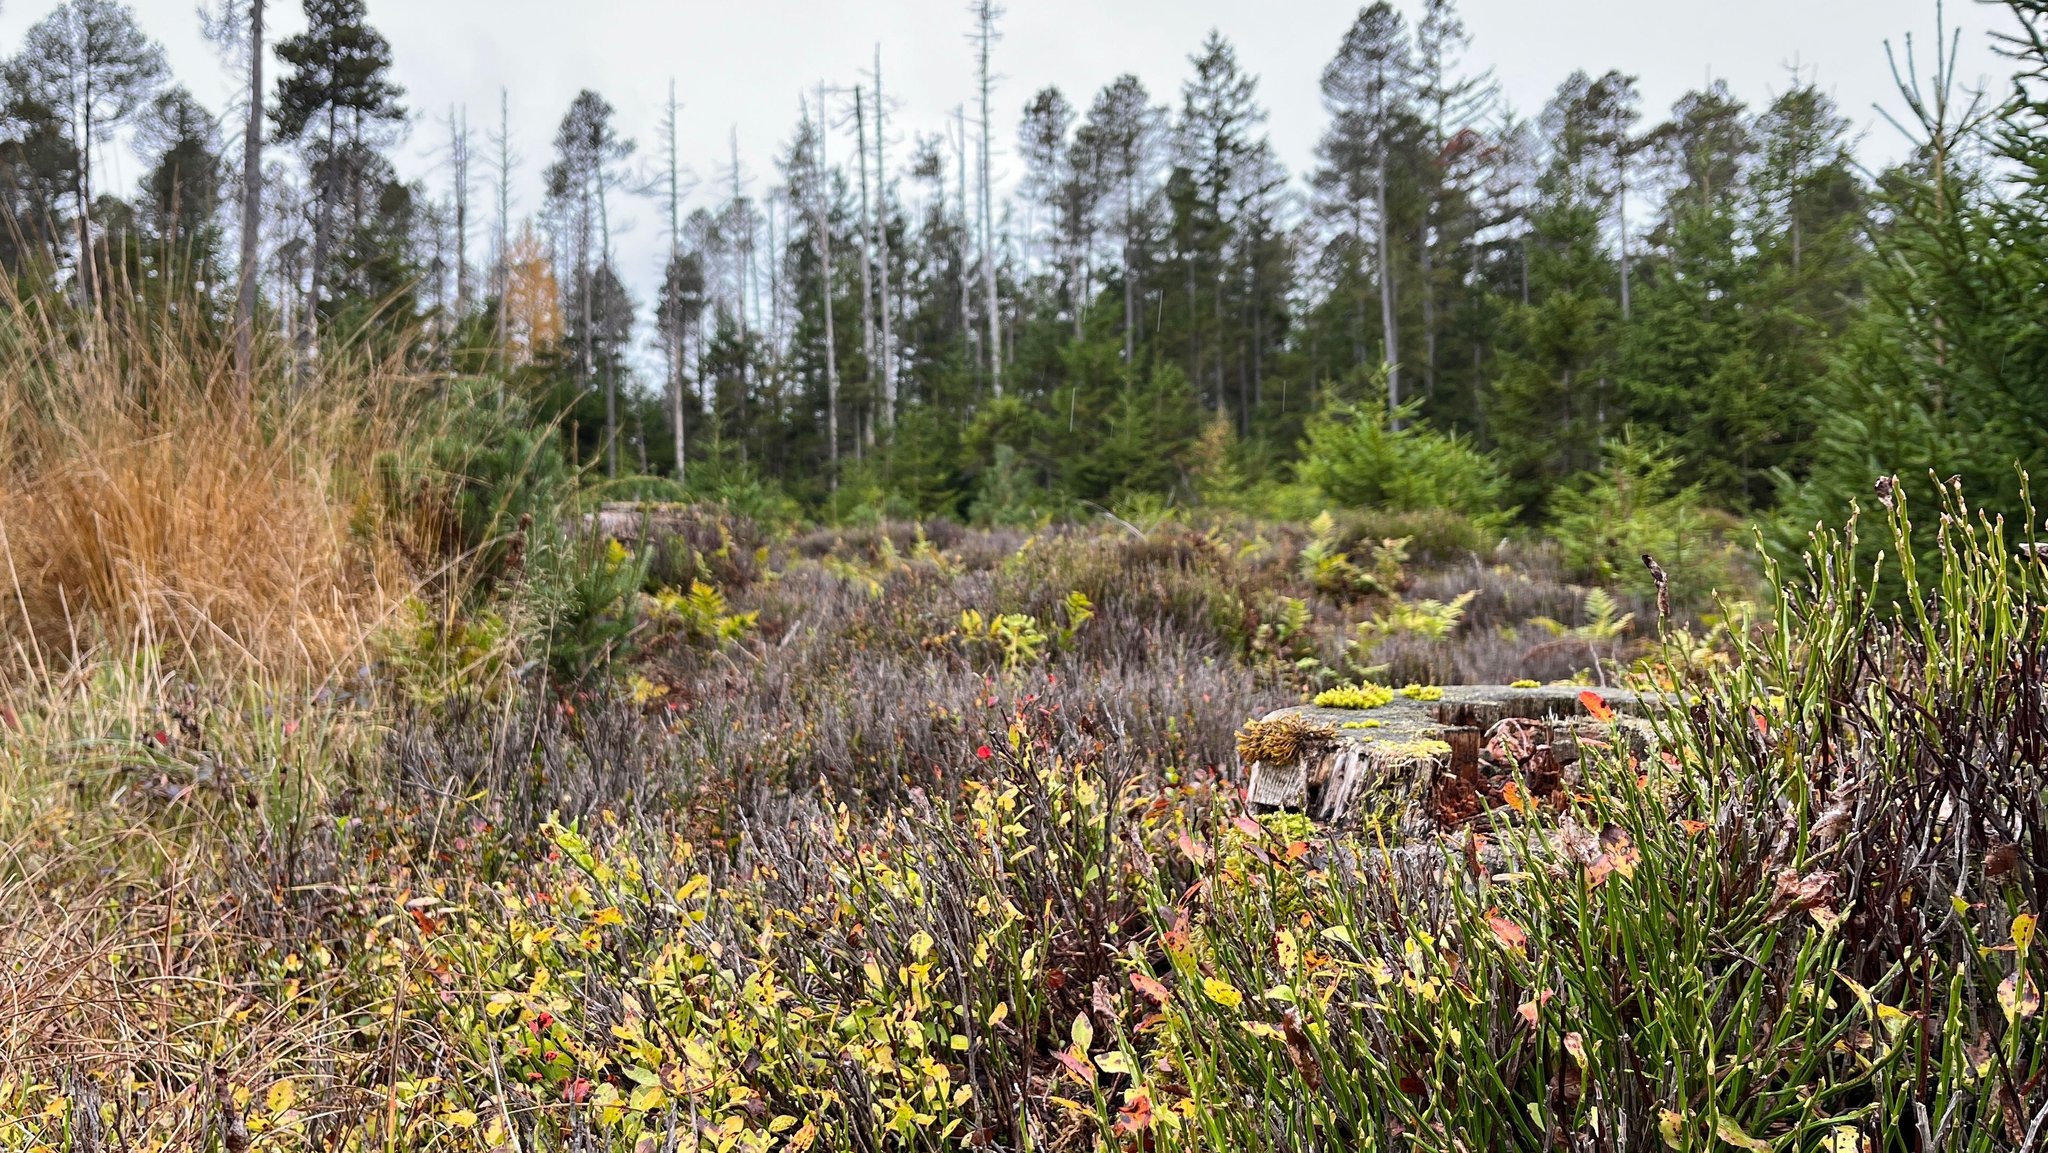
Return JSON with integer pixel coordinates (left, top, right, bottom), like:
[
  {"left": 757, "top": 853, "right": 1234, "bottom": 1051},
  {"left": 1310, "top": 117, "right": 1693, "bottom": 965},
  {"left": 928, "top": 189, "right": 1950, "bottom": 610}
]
[{"left": 0, "top": 297, "right": 421, "bottom": 685}]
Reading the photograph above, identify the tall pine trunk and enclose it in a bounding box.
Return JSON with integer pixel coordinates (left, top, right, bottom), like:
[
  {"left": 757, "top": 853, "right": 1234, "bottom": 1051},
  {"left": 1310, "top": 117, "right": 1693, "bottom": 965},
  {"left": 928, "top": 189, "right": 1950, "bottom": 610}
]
[
  {"left": 854, "top": 89, "right": 877, "bottom": 447},
  {"left": 815, "top": 88, "right": 840, "bottom": 481},
  {"left": 873, "top": 50, "right": 896, "bottom": 429},
  {"left": 1376, "top": 154, "right": 1401, "bottom": 420},
  {"left": 666, "top": 82, "right": 686, "bottom": 482},
  {"left": 234, "top": 0, "right": 264, "bottom": 394},
  {"left": 975, "top": 5, "right": 1002, "bottom": 397}
]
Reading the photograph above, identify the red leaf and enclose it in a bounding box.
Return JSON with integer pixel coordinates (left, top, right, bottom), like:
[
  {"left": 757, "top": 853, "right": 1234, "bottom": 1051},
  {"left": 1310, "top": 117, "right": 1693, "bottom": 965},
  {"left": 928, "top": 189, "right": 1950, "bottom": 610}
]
[
  {"left": 976, "top": 744, "right": 993, "bottom": 760},
  {"left": 1578, "top": 691, "right": 1615, "bottom": 723},
  {"left": 1486, "top": 909, "right": 1529, "bottom": 953},
  {"left": 1130, "top": 972, "right": 1172, "bottom": 1007},
  {"left": 1113, "top": 1093, "right": 1155, "bottom": 1133},
  {"left": 1053, "top": 1048, "right": 1096, "bottom": 1086},
  {"left": 1232, "top": 815, "right": 1267, "bottom": 840}
]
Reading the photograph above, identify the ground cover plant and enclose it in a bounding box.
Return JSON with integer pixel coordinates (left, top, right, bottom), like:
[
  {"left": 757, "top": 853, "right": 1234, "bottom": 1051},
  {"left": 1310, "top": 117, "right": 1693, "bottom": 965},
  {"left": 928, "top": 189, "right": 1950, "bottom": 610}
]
[{"left": 3, "top": 351, "right": 2043, "bottom": 1153}]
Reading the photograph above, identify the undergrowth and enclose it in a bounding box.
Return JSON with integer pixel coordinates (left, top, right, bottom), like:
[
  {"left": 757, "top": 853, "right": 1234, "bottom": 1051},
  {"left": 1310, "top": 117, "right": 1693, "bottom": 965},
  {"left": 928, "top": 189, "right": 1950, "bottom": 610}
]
[{"left": 3, "top": 311, "right": 2037, "bottom": 1151}]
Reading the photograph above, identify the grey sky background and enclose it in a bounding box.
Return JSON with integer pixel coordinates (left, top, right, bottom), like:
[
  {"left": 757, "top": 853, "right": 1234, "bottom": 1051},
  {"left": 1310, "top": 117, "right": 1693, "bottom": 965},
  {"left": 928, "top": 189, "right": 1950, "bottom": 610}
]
[{"left": 0, "top": 0, "right": 2014, "bottom": 333}]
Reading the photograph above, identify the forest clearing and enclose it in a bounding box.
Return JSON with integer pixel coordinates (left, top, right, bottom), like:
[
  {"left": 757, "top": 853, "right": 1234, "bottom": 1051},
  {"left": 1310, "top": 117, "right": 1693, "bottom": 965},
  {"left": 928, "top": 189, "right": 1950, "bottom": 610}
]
[{"left": 3, "top": 0, "right": 2048, "bottom": 1147}]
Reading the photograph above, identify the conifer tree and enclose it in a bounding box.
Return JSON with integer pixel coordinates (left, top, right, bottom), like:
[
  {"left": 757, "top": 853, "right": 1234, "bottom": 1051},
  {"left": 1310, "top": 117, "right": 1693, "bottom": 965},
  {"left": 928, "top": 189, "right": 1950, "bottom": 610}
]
[
  {"left": 272, "top": 0, "right": 403, "bottom": 355},
  {"left": 16, "top": 0, "right": 165, "bottom": 303}
]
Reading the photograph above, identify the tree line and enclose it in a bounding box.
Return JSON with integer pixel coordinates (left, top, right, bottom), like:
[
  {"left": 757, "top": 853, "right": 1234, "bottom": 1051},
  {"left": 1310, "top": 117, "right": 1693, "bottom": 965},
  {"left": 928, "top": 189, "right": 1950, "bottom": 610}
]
[{"left": 1, "top": 0, "right": 2041, "bottom": 540}]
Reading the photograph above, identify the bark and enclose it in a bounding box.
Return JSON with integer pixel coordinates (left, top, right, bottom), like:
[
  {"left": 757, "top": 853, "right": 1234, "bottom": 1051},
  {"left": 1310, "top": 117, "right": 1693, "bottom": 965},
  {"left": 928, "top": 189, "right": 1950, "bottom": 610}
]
[
  {"left": 853, "top": 88, "right": 876, "bottom": 446},
  {"left": 975, "top": 6, "right": 1002, "bottom": 397},
  {"left": 665, "top": 81, "right": 685, "bottom": 481},
  {"left": 873, "top": 49, "right": 896, "bottom": 428},
  {"left": 815, "top": 89, "right": 840, "bottom": 479},
  {"left": 956, "top": 108, "right": 973, "bottom": 384},
  {"left": 234, "top": 0, "right": 264, "bottom": 394},
  {"left": 1376, "top": 155, "right": 1401, "bottom": 419}
]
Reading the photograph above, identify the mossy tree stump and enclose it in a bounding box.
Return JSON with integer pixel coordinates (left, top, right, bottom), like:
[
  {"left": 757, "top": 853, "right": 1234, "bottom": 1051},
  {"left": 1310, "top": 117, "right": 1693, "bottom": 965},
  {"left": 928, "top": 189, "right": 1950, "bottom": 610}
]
[{"left": 1237, "top": 685, "right": 1665, "bottom": 829}]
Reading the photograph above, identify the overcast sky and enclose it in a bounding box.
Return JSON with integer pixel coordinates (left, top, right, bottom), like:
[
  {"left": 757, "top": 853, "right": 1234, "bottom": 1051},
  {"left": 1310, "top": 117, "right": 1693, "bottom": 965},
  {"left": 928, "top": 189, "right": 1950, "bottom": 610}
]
[{"left": 0, "top": 0, "right": 2015, "bottom": 329}]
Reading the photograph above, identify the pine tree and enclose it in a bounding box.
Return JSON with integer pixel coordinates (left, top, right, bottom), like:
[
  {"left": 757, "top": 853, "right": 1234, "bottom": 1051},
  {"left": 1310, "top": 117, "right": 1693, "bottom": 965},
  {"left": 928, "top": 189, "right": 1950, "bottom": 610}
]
[
  {"left": 15, "top": 0, "right": 165, "bottom": 303},
  {"left": 272, "top": 0, "right": 403, "bottom": 355},
  {"left": 0, "top": 76, "right": 80, "bottom": 285},
  {"left": 133, "top": 87, "right": 225, "bottom": 283},
  {"left": 1077, "top": 75, "right": 1161, "bottom": 366},
  {"left": 1777, "top": 3, "right": 2038, "bottom": 566},
  {"left": 1316, "top": 3, "right": 1416, "bottom": 414},
  {"left": 545, "top": 89, "right": 634, "bottom": 476},
  {"left": 1485, "top": 72, "right": 1625, "bottom": 513},
  {"left": 1171, "top": 32, "right": 1271, "bottom": 427}
]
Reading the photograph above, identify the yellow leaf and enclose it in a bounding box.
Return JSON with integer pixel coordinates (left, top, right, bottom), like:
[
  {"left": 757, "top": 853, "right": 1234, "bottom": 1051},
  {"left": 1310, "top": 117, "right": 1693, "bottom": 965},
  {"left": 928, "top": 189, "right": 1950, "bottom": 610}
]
[
  {"left": 265, "top": 1079, "right": 296, "bottom": 1117},
  {"left": 1202, "top": 977, "right": 1244, "bottom": 1010},
  {"left": 1659, "top": 1111, "right": 1686, "bottom": 1149},
  {"left": 2000, "top": 972, "right": 2042, "bottom": 1020},
  {"left": 443, "top": 1109, "right": 478, "bottom": 1129},
  {"left": 1095, "top": 1051, "right": 1137, "bottom": 1076},
  {"left": 1715, "top": 1116, "right": 1773, "bottom": 1152},
  {"left": 1071, "top": 1013, "right": 1094, "bottom": 1052},
  {"left": 2014, "top": 913, "right": 2037, "bottom": 954},
  {"left": 592, "top": 906, "right": 625, "bottom": 928},
  {"left": 628, "top": 1083, "right": 664, "bottom": 1112},
  {"left": 1827, "top": 1126, "right": 1866, "bottom": 1153}
]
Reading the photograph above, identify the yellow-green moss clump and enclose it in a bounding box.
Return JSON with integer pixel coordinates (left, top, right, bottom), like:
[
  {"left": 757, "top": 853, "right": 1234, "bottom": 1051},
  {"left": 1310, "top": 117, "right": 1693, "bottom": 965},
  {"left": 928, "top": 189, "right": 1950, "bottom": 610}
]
[
  {"left": 1511, "top": 679, "right": 1542, "bottom": 689},
  {"left": 1371, "top": 737, "right": 1454, "bottom": 760},
  {"left": 1237, "top": 714, "right": 1337, "bottom": 766},
  {"left": 1340, "top": 719, "right": 1384, "bottom": 730},
  {"left": 1399, "top": 684, "right": 1444, "bottom": 701},
  {"left": 1314, "top": 682, "right": 1396, "bottom": 710}
]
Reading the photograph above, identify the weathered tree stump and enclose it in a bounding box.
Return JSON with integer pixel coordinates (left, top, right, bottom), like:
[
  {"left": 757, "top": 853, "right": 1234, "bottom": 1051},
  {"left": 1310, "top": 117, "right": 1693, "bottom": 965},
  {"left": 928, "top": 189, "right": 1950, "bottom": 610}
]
[{"left": 1238, "top": 685, "right": 1666, "bottom": 830}]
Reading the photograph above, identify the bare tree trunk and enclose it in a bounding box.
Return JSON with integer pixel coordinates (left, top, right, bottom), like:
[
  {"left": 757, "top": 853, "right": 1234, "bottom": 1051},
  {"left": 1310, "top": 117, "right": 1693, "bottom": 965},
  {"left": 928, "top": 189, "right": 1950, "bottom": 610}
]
[
  {"left": 955, "top": 107, "right": 974, "bottom": 387},
  {"left": 666, "top": 81, "right": 686, "bottom": 482},
  {"left": 730, "top": 128, "right": 751, "bottom": 463},
  {"left": 1122, "top": 180, "right": 1136, "bottom": 365},
  {"left": 1375, "top": 155, "right": 1401, "bottom": 420},
  {"left": 974, "top": 2, "right": 1003, "bottom": 397},
  {"left": 853, "top": 87, "right": 877, "bottom": 447},
  {"left": 814, "top": 88, "right": 840, "bottom": 482},
  {"left": 451, "top": 105, "right": 471, "bottom": 319},
  {"left": 874, "top": 48, "right": 896, "bottom": 429},
  {"left": 234, "top": 0, "right": 264, "bottom": 395},
  {"left": 76, "top": 78, "right": 95, "bottom": 308},
  {"left": 306, "top": 105, "right": 339, "bottom": 373},
  {"left": 1616, "top": 148, "right": 1631, "bottom": 321},
  {"left": 1419, "top": 215, "right": 1435, "bottom": 405},
  {"left": 492, "top": 89, "right": 512, "bottom": 363}
]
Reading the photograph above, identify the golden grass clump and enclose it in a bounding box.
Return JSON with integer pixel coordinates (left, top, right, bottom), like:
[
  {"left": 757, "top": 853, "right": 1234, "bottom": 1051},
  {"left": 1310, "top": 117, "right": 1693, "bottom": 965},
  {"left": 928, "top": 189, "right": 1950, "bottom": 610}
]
[
  {"left": 1236, "top": 713, "right": 1336, "bottom": 767},
  {"left": 0, "top": 299, "right": 420, "bottom": 685}
]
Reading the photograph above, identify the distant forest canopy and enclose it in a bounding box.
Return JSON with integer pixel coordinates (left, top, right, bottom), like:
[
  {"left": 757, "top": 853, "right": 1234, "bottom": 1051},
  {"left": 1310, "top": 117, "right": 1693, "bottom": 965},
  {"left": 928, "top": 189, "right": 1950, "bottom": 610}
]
[{"left": 4, "top": 0, "right": 2048, "bottom": 543}]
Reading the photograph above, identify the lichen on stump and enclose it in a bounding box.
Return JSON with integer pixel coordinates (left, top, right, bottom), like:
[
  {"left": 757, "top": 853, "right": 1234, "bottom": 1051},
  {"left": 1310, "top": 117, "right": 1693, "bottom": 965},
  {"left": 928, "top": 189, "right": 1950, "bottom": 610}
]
[{"left": 1238, "top": 684, "right": 1665, "bottom": 829}]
